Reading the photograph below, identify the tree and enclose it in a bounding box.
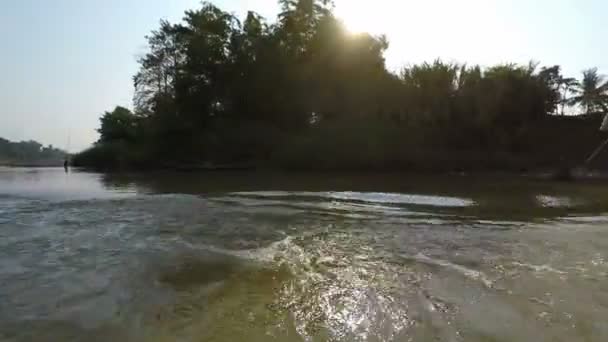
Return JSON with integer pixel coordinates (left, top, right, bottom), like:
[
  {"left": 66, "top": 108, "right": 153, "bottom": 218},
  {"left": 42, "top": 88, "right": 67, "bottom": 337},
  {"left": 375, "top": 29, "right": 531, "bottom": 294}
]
[
  {"left": 0, "top": 138, "right": 65, "bottom": 164},
  {"left": 278, "top": 0, "right": 334, "bottom": 54},
  {"left": 400, "top": 60, "right": 460, "bottom": 125},
  {"left": 134, "top": 20, "right": 185, "bottom": 116},
  {"left": 75, "top": 0, "right": 608, "bottom": 171},
  {"left": 558, "top": 77, "right": 578, "bottom": 115},
  {"left": 570, "top": 68, "right": 608, "bottom": 114},
  {"left": 98, "top": 106, "right": 138, "bottom": 143},
  {"left": 538, "top": 65, "right": 565, "bottom": 115}
]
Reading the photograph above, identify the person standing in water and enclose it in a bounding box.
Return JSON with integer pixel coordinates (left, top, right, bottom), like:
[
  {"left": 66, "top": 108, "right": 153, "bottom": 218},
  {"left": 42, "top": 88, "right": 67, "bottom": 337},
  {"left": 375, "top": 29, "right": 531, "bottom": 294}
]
[{"left": 65, "top": 132, "right": 71, "bottom": 173}]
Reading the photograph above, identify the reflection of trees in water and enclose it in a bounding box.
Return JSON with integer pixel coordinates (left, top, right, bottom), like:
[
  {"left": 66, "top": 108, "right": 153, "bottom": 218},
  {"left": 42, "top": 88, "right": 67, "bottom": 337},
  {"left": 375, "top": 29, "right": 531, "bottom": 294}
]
[
  {"left": 96, "top": 171, "right": 608, "bottom": 221},
  {"left": 101, "top": 172, "right": 446, "bottom": 195},
  {"left": 0, "top": 167, "right": 47, "bottom": 183},
  {"left": 100, "top": 173, "right": 140, "bottom": 192},
  {"left": 101, "top": 172, "right": 208, "bottom": 194}
]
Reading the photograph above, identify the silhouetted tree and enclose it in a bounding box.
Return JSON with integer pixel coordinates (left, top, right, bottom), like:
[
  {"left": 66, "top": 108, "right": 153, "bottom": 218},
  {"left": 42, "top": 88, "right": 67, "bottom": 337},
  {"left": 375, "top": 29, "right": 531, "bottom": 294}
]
[
  {"left": 0, "top": 138, "right": 65, "bottom": 164},
  {"left": 98, "top": 106, "right": 138, "bottom": 143},
  {"left": 570, "top": 68, "right": 608, "bottom": 114},
  {"left": 74, "top": 0, "right": 608, "bottom": 170},
  {"left": 559, "top": 77, "right": 578, "bottom": 115}
]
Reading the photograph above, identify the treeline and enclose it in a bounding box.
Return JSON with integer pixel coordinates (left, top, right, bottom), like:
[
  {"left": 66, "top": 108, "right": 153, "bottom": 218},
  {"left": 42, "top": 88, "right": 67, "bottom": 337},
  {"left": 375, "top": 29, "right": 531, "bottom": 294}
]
[
  {"left": 0, "top": 138, "right": 66, "bottom": 166},
  {"left": 74, "top": 0, "right": 608, "bottom": 171}
]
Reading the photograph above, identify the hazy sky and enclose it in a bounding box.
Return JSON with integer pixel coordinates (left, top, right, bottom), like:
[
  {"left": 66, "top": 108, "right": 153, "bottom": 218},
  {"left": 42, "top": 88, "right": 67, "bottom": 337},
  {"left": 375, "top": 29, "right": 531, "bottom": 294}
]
[{"left": 1, "top": 0, "right": 607, "bottom": 151}]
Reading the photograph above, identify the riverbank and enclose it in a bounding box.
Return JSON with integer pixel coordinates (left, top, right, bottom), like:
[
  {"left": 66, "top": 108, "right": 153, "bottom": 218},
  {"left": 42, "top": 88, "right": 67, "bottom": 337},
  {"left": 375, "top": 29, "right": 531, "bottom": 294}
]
[{"left": 73, "top": 114, "right": 608, "bottom": 173}]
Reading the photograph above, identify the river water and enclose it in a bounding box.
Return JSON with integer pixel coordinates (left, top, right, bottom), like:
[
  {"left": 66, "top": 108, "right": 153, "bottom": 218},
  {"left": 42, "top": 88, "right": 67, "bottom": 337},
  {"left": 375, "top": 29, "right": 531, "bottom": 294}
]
[{"left": 1, "top": 167, "right": 608, "bottom": 341}]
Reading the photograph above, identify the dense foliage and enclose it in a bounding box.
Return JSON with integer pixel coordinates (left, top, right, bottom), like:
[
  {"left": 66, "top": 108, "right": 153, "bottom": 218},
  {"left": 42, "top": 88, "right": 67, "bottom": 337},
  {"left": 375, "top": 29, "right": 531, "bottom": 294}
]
[
  {"left": 0, "top": 138, "right": 66, "bottom": 166},
  {"left": 74, "top": 0, "right": 608, "bottom": 171}
]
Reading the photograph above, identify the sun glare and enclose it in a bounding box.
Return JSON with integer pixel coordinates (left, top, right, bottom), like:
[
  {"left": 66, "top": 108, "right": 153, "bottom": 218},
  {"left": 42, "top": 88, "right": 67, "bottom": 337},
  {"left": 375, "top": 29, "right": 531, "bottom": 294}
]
[
  {"left": 334, "top": 0, "right": 399, "bottom": 35},
  {"left": 334, "top": 2, "right": 368, "bottom": 33},
  {"left": 333, "top": 0, "right": 511, "bottom": 71}
]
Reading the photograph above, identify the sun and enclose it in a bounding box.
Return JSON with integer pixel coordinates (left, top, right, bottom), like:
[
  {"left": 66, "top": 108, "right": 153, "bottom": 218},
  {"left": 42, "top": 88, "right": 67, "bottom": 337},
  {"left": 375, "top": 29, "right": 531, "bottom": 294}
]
[
  {"left": 334, "top": 0, "right": 396, "bottom": 35},
  {"left": 334, "top": 2, "right": 369, "bottom": 33}
]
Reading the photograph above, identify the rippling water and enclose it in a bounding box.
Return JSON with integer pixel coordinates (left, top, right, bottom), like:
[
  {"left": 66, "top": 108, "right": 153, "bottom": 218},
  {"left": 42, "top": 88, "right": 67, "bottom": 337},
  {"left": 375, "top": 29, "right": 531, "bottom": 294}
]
[{"left": 1, "top": 167, "right": 608, "bottom": 341}]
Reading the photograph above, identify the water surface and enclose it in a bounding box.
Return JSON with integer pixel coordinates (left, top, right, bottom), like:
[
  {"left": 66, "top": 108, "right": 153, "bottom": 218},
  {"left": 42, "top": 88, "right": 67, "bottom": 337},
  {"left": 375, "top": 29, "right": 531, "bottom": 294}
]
[{"left": 1, "top": 167, "right": 608, "bottom": 341}]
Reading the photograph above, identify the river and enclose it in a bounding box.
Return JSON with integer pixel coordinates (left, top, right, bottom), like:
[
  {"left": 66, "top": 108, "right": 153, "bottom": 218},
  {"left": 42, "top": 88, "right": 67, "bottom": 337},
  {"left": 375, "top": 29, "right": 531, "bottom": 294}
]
[{"left": 1, "top": 167, "right": 608, "bottom": 341}]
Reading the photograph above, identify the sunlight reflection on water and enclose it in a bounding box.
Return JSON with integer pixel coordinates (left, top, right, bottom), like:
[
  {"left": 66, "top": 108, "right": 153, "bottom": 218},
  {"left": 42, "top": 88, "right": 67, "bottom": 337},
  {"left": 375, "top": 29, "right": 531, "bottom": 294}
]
[{"left": 1, "top": 169, "right": 608, "bottom": 341}]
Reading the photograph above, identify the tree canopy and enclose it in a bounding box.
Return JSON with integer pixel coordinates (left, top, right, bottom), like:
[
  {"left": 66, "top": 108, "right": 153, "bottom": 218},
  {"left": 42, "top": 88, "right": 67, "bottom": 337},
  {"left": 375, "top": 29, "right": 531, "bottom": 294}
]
[{"left": 74, "top": 0, "right": 608, "bottom": 171}]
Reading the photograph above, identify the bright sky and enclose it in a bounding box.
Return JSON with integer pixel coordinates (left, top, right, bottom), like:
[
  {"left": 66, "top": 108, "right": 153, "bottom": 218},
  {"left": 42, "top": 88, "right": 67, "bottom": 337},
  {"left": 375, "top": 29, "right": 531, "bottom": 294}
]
[{"left": 1, "top": 0, "right": 607, "bottom": 151}]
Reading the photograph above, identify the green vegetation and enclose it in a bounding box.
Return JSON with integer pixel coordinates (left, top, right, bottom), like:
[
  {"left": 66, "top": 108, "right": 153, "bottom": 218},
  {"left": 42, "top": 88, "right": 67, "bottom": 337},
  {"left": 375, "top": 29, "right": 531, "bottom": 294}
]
[
  {"left": 73, "top": 0, "right": 608, "bottom": 171},
  {"left": 569, "top": 68, "right": 608, "bottom": 114},
  {"left": 0, "top": 138, "right": 66, "bottom": 166}
]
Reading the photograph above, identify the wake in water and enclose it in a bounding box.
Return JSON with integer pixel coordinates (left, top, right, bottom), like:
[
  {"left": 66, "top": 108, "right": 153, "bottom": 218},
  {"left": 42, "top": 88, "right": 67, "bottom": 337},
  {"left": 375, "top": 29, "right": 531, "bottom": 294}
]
[
  {"left": 148, "top": 231, "right": 502, "bottom": 341},
  {"left": 404, "top": 253, "right": 495, "bottom": 289},
  {"left": 2, "top": 172, "right": 608, "bottom": 341}
]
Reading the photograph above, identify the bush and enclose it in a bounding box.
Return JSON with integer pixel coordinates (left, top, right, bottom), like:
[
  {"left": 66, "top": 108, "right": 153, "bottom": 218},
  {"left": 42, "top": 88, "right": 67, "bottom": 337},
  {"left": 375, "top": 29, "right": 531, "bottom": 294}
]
[{"left": 72, "top": 141, "right": 153, "bottom": 170}]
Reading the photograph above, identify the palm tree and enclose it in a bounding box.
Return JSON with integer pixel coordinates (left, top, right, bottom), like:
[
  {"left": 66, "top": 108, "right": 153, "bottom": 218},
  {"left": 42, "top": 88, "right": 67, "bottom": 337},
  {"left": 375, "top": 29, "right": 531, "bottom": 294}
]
[
  {"left": 558, "top": 77, "right": 578, "bottom": 115},
  {"left": 570, "top": 68, "right": 608, "bottom": 114}
]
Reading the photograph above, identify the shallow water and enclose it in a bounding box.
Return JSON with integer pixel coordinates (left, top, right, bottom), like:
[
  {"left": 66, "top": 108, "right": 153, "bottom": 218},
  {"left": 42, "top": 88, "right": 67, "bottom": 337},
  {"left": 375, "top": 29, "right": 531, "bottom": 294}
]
[{"left": 1, "top": 167, "right": 608, "bottom": 341}]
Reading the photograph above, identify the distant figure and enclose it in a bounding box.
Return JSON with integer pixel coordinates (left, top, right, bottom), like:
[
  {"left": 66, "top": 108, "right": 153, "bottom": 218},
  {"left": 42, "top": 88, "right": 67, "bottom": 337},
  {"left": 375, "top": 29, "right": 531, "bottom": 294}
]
[{"left": 64, "top": 159, "right": 69, "bottom": 173}]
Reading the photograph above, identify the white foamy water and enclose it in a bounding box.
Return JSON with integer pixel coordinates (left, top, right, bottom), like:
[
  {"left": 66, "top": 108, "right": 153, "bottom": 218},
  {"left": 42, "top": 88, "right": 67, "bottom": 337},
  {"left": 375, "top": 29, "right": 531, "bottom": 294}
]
[{"left": 232, "top": 190, "right": 476, "bottom": 207}]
